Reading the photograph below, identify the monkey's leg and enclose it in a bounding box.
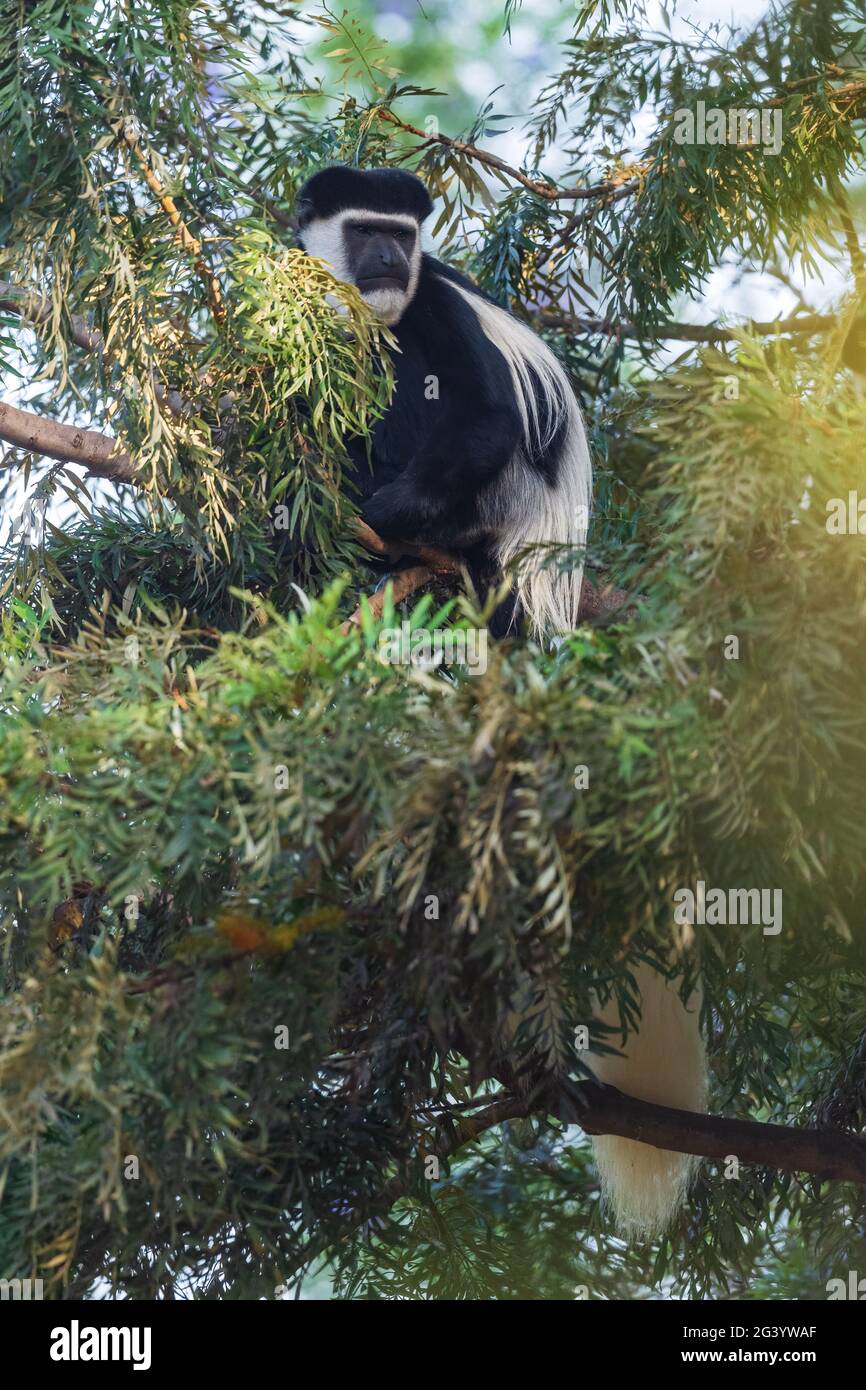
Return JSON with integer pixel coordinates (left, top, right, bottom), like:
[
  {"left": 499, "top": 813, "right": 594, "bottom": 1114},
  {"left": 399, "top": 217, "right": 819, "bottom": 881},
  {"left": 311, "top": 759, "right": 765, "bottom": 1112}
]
[{"left": 463, "top": 550, "right": 523, "bottom": 639}]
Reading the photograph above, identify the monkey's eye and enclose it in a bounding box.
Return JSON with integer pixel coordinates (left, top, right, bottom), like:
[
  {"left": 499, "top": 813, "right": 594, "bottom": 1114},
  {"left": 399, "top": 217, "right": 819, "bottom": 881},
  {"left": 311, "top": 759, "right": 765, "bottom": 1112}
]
[
  {"left": 349, "top": 223, "right": 375, "bottom": 235},
  {"left": 393, "top": 230, "right": 412, "bottom": 241}
]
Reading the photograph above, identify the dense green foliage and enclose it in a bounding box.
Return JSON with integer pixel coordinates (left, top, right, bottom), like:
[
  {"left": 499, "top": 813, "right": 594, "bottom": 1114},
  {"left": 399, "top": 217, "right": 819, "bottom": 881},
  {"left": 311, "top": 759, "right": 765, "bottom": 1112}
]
[{"left": 0, "top": 0, "right": 865, "bottom": 1299}]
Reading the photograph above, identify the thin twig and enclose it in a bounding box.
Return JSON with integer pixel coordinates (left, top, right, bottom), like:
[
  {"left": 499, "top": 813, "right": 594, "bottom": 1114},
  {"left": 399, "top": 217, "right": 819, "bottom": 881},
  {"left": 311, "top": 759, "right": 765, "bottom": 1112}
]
[
  {"left": 119, "top": 121, "right": 227, "bottom": 325},
  {"left": 0, "top": 279, "right": 196, "bottom": 421},
  {"left": 377, "top": 109, "right": 641, "bottom": 204},
  {"left": 0, "top": 281, "right": 103, "bottom": 354}
]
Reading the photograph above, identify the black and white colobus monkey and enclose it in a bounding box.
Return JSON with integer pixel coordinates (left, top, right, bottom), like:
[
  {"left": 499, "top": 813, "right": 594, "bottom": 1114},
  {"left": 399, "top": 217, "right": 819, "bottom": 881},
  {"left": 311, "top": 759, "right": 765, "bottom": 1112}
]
[
  {"left": 295, "top": 165, "right": 592, "bottom": 638},
  {"left": 296, "top": 165, "right": 706, "bottom": 1234}
]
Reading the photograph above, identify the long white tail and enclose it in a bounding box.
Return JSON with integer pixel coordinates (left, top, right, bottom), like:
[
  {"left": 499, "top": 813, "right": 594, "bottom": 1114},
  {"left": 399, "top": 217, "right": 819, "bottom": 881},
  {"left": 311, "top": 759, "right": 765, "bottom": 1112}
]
[
  {"left": 444, "top": 281, "right": 591, "bottom": 637},
  {"left": 590, "top": 962, "right": 707, "bottom": 1237}
]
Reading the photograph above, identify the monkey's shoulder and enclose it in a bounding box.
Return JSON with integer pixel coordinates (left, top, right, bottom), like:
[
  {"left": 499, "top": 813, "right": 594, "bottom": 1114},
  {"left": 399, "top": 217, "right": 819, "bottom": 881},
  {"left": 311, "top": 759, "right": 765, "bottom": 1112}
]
[
  {"left": 394, "top": 256, "right": 514, "bottom": 398},
  {"left": 419, "top": 254, "right": 500, "bottom": 303}
]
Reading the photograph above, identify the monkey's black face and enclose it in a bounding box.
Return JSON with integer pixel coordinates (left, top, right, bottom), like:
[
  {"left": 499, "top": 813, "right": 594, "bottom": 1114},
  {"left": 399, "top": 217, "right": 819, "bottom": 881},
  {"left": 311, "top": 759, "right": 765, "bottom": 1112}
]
[
  {"left": 298, "top": 205, "right": 423, "bottom": 325},
  {"left": 345, "top": 220, "right": 416, "bottom": 293}
]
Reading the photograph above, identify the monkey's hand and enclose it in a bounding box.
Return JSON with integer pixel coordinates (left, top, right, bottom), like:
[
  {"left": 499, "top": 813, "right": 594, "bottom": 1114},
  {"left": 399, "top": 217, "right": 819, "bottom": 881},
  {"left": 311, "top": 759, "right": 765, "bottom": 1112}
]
[
  {"left": 359, "top": 477, "right": 448, "bottom": 545},
  {"left": 352, "top": 516, "right": 460, "bottom": 577},
  {"left": 352, "top": 518, "right": 403, "bottom": 559}
]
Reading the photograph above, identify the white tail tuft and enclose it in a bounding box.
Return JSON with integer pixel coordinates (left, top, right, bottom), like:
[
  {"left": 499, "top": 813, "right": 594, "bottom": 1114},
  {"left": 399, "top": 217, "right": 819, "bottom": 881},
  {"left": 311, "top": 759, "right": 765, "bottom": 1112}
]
[
  {"left": 590, "top": 962, "right": 707, "bottom": 1237},
  {"left": 443, "top": 281, "right": 592, "bottom": 637}
]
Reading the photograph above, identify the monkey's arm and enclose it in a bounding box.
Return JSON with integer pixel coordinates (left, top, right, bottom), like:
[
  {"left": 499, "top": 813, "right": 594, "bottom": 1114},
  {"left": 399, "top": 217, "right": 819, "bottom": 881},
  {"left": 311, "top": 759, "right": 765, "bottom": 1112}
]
[
  {"left": 359, "top": 401, "right": 521, "bottom": 545},
  {"left": 347, "top": 520, "right": 633, "bottom": 632}
]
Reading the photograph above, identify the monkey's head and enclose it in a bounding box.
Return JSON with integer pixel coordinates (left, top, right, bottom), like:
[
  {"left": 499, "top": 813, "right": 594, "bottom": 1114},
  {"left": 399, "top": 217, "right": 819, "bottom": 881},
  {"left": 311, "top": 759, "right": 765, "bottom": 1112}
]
[{"left": 295, "top": 166, "right": 432, "bottom": 325}]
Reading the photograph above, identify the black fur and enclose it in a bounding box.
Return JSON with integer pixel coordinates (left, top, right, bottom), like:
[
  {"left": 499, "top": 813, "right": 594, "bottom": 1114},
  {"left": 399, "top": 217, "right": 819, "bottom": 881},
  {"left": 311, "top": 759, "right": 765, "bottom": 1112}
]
[
  {"left": 296, "top": 166, "right": 433, "bottom": 228},
  {"left": 350, "top": 256, "right": 520, "bottom": 543},
  {"left": 296, "top": 167, "right": 567, "bottom": 635},
  {"left": 347, "top": 255, "right": 529, "bottom": 634}
]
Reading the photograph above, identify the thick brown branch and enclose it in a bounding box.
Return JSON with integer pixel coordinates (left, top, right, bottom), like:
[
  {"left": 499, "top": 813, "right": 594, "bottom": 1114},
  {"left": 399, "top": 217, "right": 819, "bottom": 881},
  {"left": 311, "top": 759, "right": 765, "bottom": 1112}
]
[
  {"left": 539, "top": 309, "right": 837, "bottom": 343},
  {"left": 578, "top": 1083, "right": 866, "bottom": 1186},
  {"left": 578, "top": 575, "right": 634, "bottom": 622},
  {"left": 352, "top": 518, "right": 461, "bottom": 574},
  {"left": 341, "top": 521, "right": 463, "bottom": 632},
  {"left": 387, "top": 1082, "right": 866, "bottom": 1206},
  {"left": 341, "top": 564, "right": 440, "bottom": 633},
  {"left": 0, "top": 399, "right": 137, "bottom": 483},
  {"left": 280, "top": 1078, "right": 865, "bottom": 1288}
]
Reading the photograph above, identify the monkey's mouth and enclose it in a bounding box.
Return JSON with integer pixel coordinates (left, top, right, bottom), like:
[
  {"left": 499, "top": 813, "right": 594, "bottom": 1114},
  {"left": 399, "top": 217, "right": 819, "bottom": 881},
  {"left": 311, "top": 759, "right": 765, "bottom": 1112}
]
[{"left": 357, "top": 276, "right": 408, "bottom": 293}]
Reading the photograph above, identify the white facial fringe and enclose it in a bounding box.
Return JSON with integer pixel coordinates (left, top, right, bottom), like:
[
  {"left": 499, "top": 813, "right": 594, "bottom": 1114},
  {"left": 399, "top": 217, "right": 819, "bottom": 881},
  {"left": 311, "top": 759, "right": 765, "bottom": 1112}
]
[{"left": 446, "top": 282, "right": 592, "bottom": 638}]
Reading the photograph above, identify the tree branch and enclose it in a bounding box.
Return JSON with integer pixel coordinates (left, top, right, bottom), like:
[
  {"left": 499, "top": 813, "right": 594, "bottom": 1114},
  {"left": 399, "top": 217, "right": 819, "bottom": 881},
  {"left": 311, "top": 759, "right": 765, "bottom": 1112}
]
[
  {"left": 119, "top": 121, "right": 227, "bottom": 325},
  {"left": 374, "top": 1083, "right": 866, "bottom": 1226},
  {"left": 0, "top": 289, "right": 836, "bottom": 493},
  {"left": 764, "top": 76, "right": 866, "bottom": 112},
  {"left": 577, "top": 1083, "right": 866, "bottom": 1186},
  {"left": 340, "top": 521, "right": 462, "bottom": 631},
  {"left": 0, "top": 399, "right": 137, "bottom": 483},
  {"left": 278, "top": 1077, "right": 866, "bottom": 1290},
  {"left": 376, "top": 109, "right": 640, "bottom": 204},
  {"left": 0, "top": 279, "right": 198, "bottom": 421},
  {"left": 342, "top": 520, "right": 632, "bottom": 631},
  {"left": 0, "top": 281, "right": 103, "bottom": 354},
  {"left": 378, "top": 76, "right": 866, "bottom": 209},
  {"left": 831, "top": 186, "right": 866, "bottom": 285},
  {"left": 352, "top": 518, "right": 461, "bottom": 574},
  {"left": 538, "top": 309, "right": 837, "bottom": 343}
]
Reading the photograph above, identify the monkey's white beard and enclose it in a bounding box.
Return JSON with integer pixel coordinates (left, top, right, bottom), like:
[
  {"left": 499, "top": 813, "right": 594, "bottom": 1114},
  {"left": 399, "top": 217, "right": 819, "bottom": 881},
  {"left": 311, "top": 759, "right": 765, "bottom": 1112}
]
[{"left": 359, "top": 285, "right": 411, "bottom": 325}]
